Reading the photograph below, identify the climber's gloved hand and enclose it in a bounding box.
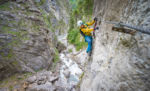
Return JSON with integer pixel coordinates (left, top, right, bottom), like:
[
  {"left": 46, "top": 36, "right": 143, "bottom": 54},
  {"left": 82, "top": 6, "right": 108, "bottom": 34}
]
[
  {"left": 94, "top": 17, "right": 98, "bottom": 21},
  {"left": 94, "top": 27, "right": 99, "bottom": 30}
]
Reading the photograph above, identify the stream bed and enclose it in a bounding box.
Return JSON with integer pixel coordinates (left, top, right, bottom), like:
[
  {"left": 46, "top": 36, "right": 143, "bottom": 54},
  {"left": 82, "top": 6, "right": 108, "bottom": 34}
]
[{"left": 58, "top": 34, "right": 83, "bottom": 89}]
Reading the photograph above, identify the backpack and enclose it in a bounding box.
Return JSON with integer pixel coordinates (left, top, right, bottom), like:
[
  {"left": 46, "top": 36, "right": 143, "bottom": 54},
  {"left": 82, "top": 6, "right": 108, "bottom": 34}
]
[
  {"left": 79, "top": 23, "right": 88, "bottom": 37},
  {"left": 80, "top": 29, "right": 85, "bottom": 37}
]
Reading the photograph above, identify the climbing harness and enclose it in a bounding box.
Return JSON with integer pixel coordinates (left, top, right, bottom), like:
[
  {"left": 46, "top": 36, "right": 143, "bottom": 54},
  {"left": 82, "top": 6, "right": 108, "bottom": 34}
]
[
  {"left": 79, "top": 23, "right": 88, "bottom": 37},
  {"left": 80, "top": 29, "right": 85, "bottom": 37}
]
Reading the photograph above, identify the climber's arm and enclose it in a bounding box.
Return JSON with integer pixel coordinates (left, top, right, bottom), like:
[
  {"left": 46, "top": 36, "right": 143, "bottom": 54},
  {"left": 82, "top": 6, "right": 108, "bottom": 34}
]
[
  {"left": 81, "top": 28, "right": 94, "bottom": 33},
  {"left": 86, "top": 20, "right": 95, "bottom": 26}
]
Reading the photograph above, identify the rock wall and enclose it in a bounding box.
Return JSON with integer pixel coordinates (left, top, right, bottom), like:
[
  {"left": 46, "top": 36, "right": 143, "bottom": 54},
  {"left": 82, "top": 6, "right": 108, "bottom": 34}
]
[
  {"left": 0, "top": 0, "right": 69, "bottom": 80},
  {"left": 81, "top": 0, "right": 150, "bottom": 91}
]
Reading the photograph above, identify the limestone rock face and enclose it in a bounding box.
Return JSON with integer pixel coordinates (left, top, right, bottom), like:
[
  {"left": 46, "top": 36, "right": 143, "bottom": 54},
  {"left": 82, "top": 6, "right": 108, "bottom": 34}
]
[
  {"left": 0, "top": 0, "right": 69, "bottom": 80},
  {"left": 81, "top": 0, "right": 150, "bottom": 91}
]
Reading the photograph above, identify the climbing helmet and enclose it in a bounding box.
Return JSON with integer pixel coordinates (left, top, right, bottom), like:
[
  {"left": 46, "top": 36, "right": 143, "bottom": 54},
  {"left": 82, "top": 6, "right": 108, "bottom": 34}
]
[{"left": 77, "top": 20, "right": 83, "bottom": 27}]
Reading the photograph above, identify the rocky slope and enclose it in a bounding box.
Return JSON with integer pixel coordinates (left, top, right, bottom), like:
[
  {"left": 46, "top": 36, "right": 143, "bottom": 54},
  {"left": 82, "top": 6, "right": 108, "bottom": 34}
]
[
  {"left": 81, "top": 0, "right": 150, "bottom": 91},
  {"left": 0, "top": 0, "right": 69, "bottom": 82},
  {"left": 0, "top": 34, "right": 84, "bottom": 91}
]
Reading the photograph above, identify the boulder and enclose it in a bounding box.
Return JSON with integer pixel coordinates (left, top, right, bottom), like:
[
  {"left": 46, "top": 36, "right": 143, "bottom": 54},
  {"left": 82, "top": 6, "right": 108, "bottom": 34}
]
[
  {"left": 37, "top": 75, "right": 47, "bottom": 85},
  {"left": 26, "top": 76, "right": 37, "bottom": 84},
  {"left": 49, "top": 76, "right": 59, "bottom": 83}
]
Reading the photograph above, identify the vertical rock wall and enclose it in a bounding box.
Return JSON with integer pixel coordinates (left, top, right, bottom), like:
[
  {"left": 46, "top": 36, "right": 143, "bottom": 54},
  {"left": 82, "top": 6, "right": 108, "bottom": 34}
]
[
  {"left": 81, "top": 0, "right": 150, "bottom": 91},
  {"left": 0, "top": 0, "right": 69, "bottom": 80}
]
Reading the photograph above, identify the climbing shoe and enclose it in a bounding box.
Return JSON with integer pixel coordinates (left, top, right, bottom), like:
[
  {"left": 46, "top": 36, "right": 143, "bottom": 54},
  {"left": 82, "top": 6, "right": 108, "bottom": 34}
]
[{"left": 88, "top": 51, "right": 92, "bottom": 56}]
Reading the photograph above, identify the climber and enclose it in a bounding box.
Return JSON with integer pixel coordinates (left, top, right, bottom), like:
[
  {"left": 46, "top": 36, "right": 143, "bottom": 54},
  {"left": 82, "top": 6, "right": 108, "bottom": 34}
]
[{"left": 77, "top": 17, "right": 99, "bottom": 56}]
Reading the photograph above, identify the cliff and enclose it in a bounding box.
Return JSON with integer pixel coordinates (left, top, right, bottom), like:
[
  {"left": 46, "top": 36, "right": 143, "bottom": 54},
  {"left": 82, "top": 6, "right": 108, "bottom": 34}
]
[
  {"left": 81, "top": 0, "right": 150, "bottom": 91},
  {"left": 0, "top": 0, "right": 69, "bottom": 81},
  {"left": 1, "top": 0, "right": 150, "bottom": 91}
]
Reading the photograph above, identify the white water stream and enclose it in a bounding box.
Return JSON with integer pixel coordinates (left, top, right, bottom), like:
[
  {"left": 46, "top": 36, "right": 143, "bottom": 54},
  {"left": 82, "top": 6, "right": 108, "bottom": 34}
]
[{"left": 58, "top": 34, "right": 83, "bottom": 86}]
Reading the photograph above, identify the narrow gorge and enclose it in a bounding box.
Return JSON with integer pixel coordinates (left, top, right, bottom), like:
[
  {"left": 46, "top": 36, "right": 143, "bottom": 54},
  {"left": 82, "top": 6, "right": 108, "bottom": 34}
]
[{"left": 0, "top": 0, "right": 150, "bottom": 91}]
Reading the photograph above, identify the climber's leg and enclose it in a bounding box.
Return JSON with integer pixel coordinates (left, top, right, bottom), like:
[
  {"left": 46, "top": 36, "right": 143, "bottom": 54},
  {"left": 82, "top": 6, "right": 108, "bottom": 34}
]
[{"left": 85, "top": 36, "right": 93, "bottom": 53}]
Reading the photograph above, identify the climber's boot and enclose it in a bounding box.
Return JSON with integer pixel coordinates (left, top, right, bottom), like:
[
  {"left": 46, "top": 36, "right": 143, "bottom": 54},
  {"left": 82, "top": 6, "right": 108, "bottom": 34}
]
[{"left": 88, "top": 51, "right": 92, "bottom": 56}]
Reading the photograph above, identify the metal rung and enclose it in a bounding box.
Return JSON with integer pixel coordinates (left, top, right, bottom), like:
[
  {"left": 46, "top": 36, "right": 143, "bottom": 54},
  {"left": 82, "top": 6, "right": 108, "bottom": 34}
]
[
  {"left": 112, "top": 25, "right": 136, "bottom": 35},
  {"left": 101, "top": 20, "right": 150, "bottom": 35}
]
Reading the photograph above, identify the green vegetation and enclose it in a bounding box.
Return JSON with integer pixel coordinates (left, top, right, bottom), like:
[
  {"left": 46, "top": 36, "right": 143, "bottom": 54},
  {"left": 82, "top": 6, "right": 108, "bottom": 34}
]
[
  {"left": 35, "top": 0, "right": 46, "bottom": 6},
  {"left": 39, "top": 0, "right": 46, "bottom": 5},
  {"left": 68, "top": 28, "right": 78, "bottom": 43},
  {"left": 12, "top": 60, "right": 19, "bottom": 66},
  {"left": 51, "top": 48, "right": 60, "bottom": 71},
  {"left": 6, "top": 51, "right": 13, "bottom": 59},
  {"left": 77, "top": 72, "right": 85, "bottom": 88},
  {"left": 53, "top": 48, "right": 59, "bottom": 63},
  {"left": 57, "top": 19, "right": 66, "bottom": 33},
  {"left": 72, "top": 0, "right": 93, "bottom": 16},
  {"left": 9, "top": 85, "right": 13, "bottom": 91},
  {"left": 0, "top": 19, "right": 29, "bottom": 59},
  {"left": 1, "top": 25, "right": 28, "bottom": 45},
  {"left": 68, "top": 49, "right": 73, "bottom": 53},
  {"left": 79, "top": 72, "right": 84, "bottom": 80},
  {"left": 0, "top": 47, "right": 14, "bottom": 59},
  {"left": 67, "top": 0, "right": 93, "bottom": 51},
  {"left": 43, "top": 13, "right": 51, "bottom": 28},
  {"left": 1, "top": 26, "right": 12, "bottom": 33},
  {"left": 0, "top": 2, "right": 11, "bottom": 10},
  {"left": 41, "top": 10, "right": 55, "bottom": 32},
  {"left": 68, "top": 28, "right": 87, "bottom": 51}
]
